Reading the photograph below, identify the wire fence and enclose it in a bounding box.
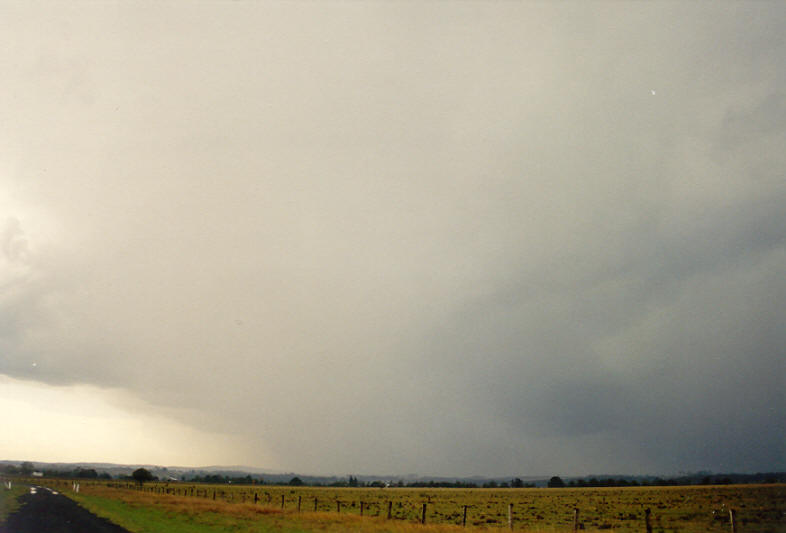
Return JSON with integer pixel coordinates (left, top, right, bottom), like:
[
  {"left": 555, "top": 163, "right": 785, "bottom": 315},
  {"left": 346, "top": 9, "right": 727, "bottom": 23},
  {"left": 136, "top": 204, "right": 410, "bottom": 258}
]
[{"left": 32, "top": 478, "right": 786, "bottom": 532}]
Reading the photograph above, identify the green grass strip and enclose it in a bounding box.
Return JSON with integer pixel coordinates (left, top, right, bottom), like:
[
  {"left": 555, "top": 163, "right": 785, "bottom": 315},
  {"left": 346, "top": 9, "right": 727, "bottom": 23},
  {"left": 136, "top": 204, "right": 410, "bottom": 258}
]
[
  {"left": 70, "top": 493, "right": 307, "bottom": 533},
  {"left": 0, "top": 484, "right": 28, "bottom": 524}
]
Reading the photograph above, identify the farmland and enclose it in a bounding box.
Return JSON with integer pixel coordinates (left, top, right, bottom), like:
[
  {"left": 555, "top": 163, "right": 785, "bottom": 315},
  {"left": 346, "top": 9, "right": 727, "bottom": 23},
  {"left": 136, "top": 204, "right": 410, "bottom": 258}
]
[{"left": 36, "top": 479, "right": 786, "bottom": 532}]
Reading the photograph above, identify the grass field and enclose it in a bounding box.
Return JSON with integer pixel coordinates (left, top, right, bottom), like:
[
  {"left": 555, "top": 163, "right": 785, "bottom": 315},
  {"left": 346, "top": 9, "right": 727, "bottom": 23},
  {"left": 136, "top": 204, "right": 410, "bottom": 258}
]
[
  {"left": 0, "top": 483, "right": 27, "bottom": 524},
  {"left": 40, "top": 479, "right": 786, "bottom": 532}
]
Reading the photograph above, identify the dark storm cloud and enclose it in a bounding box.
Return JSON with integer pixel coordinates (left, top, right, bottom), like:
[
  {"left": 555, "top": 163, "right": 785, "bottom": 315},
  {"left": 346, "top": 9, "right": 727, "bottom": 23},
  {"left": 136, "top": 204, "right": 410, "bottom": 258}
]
[{"left": 1, "top": 2, "right": 783, "bottom": 475}]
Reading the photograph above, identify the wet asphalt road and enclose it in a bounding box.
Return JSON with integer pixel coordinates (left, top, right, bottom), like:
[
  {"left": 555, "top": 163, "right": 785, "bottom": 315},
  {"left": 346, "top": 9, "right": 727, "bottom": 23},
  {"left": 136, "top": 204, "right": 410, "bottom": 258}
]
[{"left": 0, "top": 486, "right": 130, "bottom": 533}]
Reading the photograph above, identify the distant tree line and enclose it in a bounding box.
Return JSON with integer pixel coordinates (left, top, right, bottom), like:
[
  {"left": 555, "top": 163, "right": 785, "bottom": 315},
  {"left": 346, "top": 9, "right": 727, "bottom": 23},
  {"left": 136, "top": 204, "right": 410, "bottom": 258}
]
[
  {"left": 547, "top": 473, "right": 785, "bottom": 488},
  {"left": 2, "top": 462, "right": 782, "bottom": 487},
  {"left": 0, "top": 463, "right": 110, "bottom": 479},
  {"left": 0, "top": 462, "right": 35, "bottom": 475},
  {"left": 144, "top": 472, "right": 785, "bottom": 487},
  {"left": 188, "top": 474, "right": 257, "bottom": 484}
]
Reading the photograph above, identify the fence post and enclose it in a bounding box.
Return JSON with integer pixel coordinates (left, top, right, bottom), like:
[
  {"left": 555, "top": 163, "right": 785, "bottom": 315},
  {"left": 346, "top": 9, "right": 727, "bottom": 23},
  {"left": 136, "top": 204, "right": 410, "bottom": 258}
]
[
  {"left": 254, "top": 492, "right": 259, "bottom": 504},
  {"left": 298, "top": 495, "right": 302, "bottom": 512},
  {"left": 729, "top": 509, "right": 736, "bottom": 533},
  {"left": 645, "top": 508, "right": 652, "bottom": 533},
  {"left": 463, "top": 505, "right": 468, "bottom": 527},
  {"left": 315, "top": 498, "right": 318, "bottom": 512},
  {"left": 573, "top": 508, "right": 579, "bottom": 532},
  {"left": 421, "top": 503, "right": 427, "bottom": 524},
  {"left": 508, "top": 503, "right": 513, "bottom": 530},
  {"left": 281, "top": 494, "right": 285, "bottom": 509},
  {"left": 360, "top": 501, "right": 364, "bottom": 516},
  {"left": 388, "top": 501, "right": 393, "bottom": 520},
  {"left": 337, "top": 501, "right": 341, "bottom": 513}
]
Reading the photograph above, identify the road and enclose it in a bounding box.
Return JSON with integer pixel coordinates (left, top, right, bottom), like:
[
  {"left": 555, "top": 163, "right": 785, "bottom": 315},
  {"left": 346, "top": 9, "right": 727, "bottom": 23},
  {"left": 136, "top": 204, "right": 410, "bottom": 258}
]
[{"left": 0, "top": 485, "right": 131, "bottom": 533}]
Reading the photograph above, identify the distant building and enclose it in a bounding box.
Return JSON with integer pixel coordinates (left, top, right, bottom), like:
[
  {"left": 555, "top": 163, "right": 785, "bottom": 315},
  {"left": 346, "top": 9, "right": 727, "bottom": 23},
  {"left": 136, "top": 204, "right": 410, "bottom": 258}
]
[{"left": 32, "top": 472, "right": 44, "bottom": 477}]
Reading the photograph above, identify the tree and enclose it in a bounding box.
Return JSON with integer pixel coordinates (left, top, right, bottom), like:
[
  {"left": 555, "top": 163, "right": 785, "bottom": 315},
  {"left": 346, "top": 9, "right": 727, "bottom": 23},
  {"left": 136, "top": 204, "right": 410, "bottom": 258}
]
[
  {"left": 75, "top": 468, "right": 98, "bottom": 479},
  {"left": 547, "top": 476, "right": 565, "bottom": 488},
  {"left": 1, "top": 464, "right": 20, "bottom": 475},
  {"left": 289, "top": 476, "right": 303, "bottom": 486},
  {"left": 132, "top": 468, "right": 154, "bottom": 485},
  {"left": 20, "top": 462, "right": 34, "bottom": 475},
  {"left": 511, "top": 478, "right": 525, "bottom": 488}
]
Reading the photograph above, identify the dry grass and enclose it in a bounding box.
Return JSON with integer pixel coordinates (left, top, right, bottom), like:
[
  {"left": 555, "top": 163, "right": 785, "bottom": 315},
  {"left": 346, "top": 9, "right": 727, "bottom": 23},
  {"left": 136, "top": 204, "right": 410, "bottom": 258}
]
[
  {"left": 45, "top": 480, "right": 786, "bottom": 533},
  {"left": 65, "top": 485, "right": 478, "bottom": 533},
  {"left": 63, "top": 484, "right": 617, "bottom": 533}
]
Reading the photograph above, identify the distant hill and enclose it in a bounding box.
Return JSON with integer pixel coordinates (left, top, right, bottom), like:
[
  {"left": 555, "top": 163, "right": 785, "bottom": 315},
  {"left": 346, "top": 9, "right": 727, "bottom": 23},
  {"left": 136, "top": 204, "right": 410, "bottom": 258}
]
[{"left": 1, "top": 460, "right": 782, "bottom": 487}]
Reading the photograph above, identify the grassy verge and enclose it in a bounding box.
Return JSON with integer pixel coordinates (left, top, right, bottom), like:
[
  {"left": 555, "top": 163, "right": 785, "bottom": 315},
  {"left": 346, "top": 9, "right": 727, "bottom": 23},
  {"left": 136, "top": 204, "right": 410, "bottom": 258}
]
[
  {"left": 0, "top": 484, "right": 28, "bottom": 524},
  {"left": 71, "top": 492, "right": 289, "bottom": 533}
]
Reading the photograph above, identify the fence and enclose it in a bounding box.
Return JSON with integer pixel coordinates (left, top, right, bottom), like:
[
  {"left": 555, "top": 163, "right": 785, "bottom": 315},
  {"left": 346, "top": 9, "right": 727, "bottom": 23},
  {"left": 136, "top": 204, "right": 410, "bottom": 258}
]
[{"left": 35, "top": 479, "right": 786, "bottom": 532}]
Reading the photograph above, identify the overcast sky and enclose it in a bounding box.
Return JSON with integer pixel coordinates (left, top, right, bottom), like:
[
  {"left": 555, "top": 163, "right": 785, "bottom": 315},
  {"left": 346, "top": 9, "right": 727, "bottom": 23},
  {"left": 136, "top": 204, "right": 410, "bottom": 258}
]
[{"left": 1, "top": 2, "right": 784, "bottom": 477}]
